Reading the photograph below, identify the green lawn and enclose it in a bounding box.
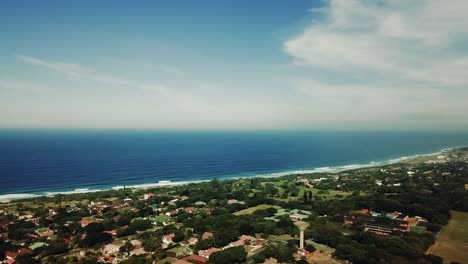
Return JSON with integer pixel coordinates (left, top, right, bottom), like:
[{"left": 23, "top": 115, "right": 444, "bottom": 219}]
[
  {"left": 261, "top": 179, "right": 353, "bottom": 201},
  {"left": 233, "top": 204, "right": 281, "bottom": 216},
  {"left": 431, "top": 211, "right": 468, "bottom": 264}
]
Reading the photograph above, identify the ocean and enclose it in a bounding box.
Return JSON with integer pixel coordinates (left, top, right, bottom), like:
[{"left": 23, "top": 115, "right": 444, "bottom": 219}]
[{"left": 1, "top": 130, "right": 468, "bottom": 201}]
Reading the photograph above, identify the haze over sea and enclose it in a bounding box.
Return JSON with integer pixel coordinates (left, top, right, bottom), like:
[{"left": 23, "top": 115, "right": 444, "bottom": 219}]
[{"left": 1, "top": 130, "right": 468, "bottom": 200}]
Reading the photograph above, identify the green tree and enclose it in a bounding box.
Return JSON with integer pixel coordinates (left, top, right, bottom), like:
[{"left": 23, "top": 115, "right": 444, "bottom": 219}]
[
  {"left": 263, "top": 241, "right": 294, "bottom": 263},
  {"left": 209, "top": 246, "right": 247, "bottom": 264},
  {"left": 176, "top": 245, "right": 192, "bottom": 258}
]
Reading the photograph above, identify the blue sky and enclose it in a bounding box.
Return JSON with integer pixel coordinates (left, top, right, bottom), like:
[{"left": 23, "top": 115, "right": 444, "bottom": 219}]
[{"left": 1, "top": 0, "right": 468, "bottom": 130}]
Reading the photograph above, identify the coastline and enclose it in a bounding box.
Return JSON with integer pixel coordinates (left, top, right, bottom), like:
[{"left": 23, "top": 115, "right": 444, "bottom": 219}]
[{"left": 0, "top": 145, "right": 462, "bottom": 203}]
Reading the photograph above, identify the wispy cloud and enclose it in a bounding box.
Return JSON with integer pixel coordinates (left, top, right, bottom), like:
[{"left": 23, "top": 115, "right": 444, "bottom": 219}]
[
  {"left": 0, "top": 80, "right": 48, "bottom": 92},
  {"left": 284, "top": 0, "right": 468, "bottom": 87},
  {"left": 19, "top": 55, "right": 132, "bottom": 86},
  {"left": 19, "top": 55, "right": 86, "bottom": 78},
  {"left": 280, "top": 0, "right": 468, "bottom": 129}
]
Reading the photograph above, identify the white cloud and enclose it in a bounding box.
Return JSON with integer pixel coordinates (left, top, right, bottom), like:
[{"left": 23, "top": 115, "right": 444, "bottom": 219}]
[
  {"left": 284, "top": 0, "right": 468, "bottom": 87},
  {"left": 282, "top": 0, "right": 468, "bottom": 129},
  {"left": 13, "top": 55, "right": 293, "bottom": 129}
]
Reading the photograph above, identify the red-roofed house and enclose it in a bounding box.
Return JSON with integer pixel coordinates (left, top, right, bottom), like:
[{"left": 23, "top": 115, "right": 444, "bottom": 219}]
[
  {"left": 166, "top": 210, "right": 178, "bottom": 216},
  {"left": 4, "top": 258, "right": 15, "bottom": 264},
  {"left": 180, "top": 237, "right": 198, "bottom": 246},
  {"left": 184, "top": 207, "right": 195, "bottom": 213},
  {"left": 98, "top": 255, "right": 118, "bottom": 264},
  {"left": 102, "top": 230, "right": 117, "bottom": 236},
  {"left": 358, "top": 209, "right": 370, "bottom": 214},
  {"left": 198, "top": 247, "right": 219, "bottom": 258},
  {"left": 183, "top": 254, "right": 209, "bottom": 264},
  {"left": 143, "top": 193, "right": 155, "bottom": 200},
  {"left": 174, "top": 260, "right": 191, "bottom": 264},
  {"left": 297, "top": 248, "right": 312, "bottom": 256},
  {"left": 79, "top": 219, "right": 96, "bottom": 227},
  {"left": 39, "top": 231, "right": 54, "bottom": 238},
  {"left": 202, "top": 232, "right": 213, "bottom": 240},
  {"left": 5, "top": 248, "right": 33, "bottom": 262},
  {"left": 229, "top": 235, "right": 256, "bottom": 247},
  {"left": 252, "top": 239, "right": 267, "bottom": 248},
  {"left": 162, "top": 233, "right": 175, "bottom": 245},
  {"left": 0, "top": 220, "right": 10, "bottom": 228}
]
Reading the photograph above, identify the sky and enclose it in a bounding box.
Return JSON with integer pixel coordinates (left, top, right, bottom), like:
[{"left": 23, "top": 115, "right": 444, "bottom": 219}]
[{"left": 1, "top": 0, "right": 468, "bottom": 131}]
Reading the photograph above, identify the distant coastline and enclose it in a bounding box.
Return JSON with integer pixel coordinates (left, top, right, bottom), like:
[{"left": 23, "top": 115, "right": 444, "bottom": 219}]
[{"left": 0, "top": 145, "right": 462, "bottom": 203}]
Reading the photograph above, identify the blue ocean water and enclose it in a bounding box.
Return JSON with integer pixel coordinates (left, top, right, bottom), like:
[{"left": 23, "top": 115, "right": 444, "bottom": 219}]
[{"left": 1, "top": 130, "right": 468, "bottom": 199}]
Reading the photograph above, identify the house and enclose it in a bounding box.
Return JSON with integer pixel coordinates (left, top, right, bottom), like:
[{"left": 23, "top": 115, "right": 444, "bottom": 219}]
[
  {"left": 143, "top": 193, "right": 155, "bottom": 200},
  {"left": 79, "top": 219, "right": 96, "bottom": 227},
  {"left": 102, "top": 230, "right": 117, "bottom": 236},
  {"left": 166, "top": 209, "right": 178, "bottom": 216},
  {"left": 194, "top": 201, "right": 206, "bottom": 206},
  {"left": 130, "top": 239, "right": 142, "bottom": 247},
  {"left": 227, "top": 199, "right": 245, "bottom": 205},
  {"left": 184, "top": 207, "right": 195, "bottom": 213},
  {"left": 180, "top": 237, "right": 198, "bottom": 246},
  {"left": 180, "top": 195, "right": 189, "bottom": 200},
  {"left": 102, "top": 244, "right": 120, "bottom": 255},
  {"left": 5, "top": 248, "right": 33, "bottom": 262},
  {"left": 162, "top": 233, "right": 175, "bottom": 245},
  {"left": 198, "top": 247, "right": 219, "bottom": 258},
  {"left": 130, "top": 247, "right": 146, "bottom": 256},
  {"left": 39, "top": 230, "right": 54, "bottom": 238},
  {"left": 182, "top": 255, "right": 209, "bottom": 264},
  {"left": 202, "top": 232, "right": 214, "bottom": 240},
  {"left": 98, "top": 256, "right": 119, "bottom": 264},
  {"left": 251, "top": 239, "right": 267, "bottom": 248},
  {"left": 0, "top": 219, "right": 10, "bottom": 229},
  {"left": 344, "top": 211, "right": 409, "bottom": 236},
  {"left": 229, "top": 235, "right": 256, "bottom": 247},
  {"left": 297, "top": 248, "right": 311, "bottom": 256},
  {"left": 174, "top": 260, "right": 192, "bottom": 264}
]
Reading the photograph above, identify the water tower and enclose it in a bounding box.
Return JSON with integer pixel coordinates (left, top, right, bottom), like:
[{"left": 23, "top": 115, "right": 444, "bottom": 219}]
[{"left": 294, "top": 221, "right": 310, "bottom": 249}]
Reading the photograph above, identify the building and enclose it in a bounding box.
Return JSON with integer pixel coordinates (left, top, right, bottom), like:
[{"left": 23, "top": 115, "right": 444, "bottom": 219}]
[
  {"left": 194, "top": 201, "right": 207, "bottom": 206},
  {"left": 79, "top": 219, "right": 96, "bottom": 227},
  {"left": 5, "top": 248, "right": 33, "bottom": 263},
  {"left": 227, "top": 199, "right": 245, "bottom": 205},
  {"left": 102, "top": 244, "right": 120, "bottom": 255},
  {"left": 344, "top": 210, "right": 409, "bottom": 236},
  {"left": 143, "top": 193, "right": 155, "bottom": 200},
  {"left": 184, "top": 207, "right": 195, "bottom": 213},
  {"left": 180, "top": 237, "right": 198, "bottom": 246},
  {"left": 198, "top": 247, "right": 219, "bottom": 258},
  {"left": 182, "top": 255, "right": 209, "bottom": 264},
  {"left": 202, "top": 232, "right": 214, "bottom": 240},
  {"left": 162, "top": 233, "right": 175, "bottom": 245},
  {"left": 229, "top": 235, "right": 256, "bottom": 247}
]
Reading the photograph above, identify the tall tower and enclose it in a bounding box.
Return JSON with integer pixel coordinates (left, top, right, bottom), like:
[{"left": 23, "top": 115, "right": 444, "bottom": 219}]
[{"left": 294, "top": 221, "right": 310, "bottom": 249}]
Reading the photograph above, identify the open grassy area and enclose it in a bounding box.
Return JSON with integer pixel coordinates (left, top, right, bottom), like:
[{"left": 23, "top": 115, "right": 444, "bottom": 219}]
[
  {"left": 233, "top": 204, "right": 281, "bottom": 216},
  {"left": 431, "top": 211, "right": 468, "bottom": 264},
  {"left": 261, "top": 179, "right": 353, "bottom": 202}
]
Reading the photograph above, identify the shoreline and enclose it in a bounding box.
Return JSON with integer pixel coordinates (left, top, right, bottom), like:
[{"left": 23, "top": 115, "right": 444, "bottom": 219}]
[{"left": 0, "top": 145, "right": 462, "bottom": 203}]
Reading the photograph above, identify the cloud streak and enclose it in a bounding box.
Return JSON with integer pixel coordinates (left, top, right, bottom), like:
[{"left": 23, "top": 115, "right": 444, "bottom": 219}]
[
  {"left": 282, "top": 0, "right": 468, "bottom": 129},
  {"left": 284, "top": 0, "right": 468, "bottom": 87}
]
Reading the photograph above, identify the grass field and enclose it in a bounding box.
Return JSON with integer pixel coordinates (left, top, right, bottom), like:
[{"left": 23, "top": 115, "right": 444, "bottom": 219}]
[
  {"left": 431, "top": 211, "right": 468, "bottom": 264},
  {"left": 261, "top": 180, "right": 353, "bottom": 201},
  {"left": 233, "top": 204, "right": 281, "bottom": 216}
]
